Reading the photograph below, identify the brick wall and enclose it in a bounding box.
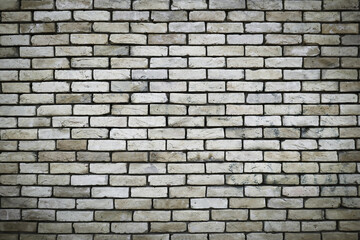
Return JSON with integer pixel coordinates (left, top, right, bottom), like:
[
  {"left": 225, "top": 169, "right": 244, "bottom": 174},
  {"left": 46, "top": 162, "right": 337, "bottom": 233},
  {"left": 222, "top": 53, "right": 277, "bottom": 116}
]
[{"left": 0, "top": 0, "right": 360, "bottom": 239}]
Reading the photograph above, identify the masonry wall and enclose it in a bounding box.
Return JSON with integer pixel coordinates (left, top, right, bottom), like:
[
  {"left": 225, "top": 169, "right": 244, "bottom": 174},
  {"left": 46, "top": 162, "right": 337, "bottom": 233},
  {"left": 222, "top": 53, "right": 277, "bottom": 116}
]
[{"left": 0, "top": 0, "right": 360, "bottom": 239}]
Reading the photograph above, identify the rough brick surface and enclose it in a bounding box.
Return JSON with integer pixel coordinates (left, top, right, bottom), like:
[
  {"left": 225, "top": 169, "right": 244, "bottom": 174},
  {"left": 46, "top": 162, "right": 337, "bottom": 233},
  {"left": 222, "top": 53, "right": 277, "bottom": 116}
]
[{"left": 0, "top": 0, "right": 359, "bottom": 238}]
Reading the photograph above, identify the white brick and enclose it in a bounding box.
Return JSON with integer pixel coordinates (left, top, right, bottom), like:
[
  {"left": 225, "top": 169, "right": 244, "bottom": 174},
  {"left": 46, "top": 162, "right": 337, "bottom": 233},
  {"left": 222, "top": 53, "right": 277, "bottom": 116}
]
[
  {"left": 110, "top": 129, "right": 147, "bottom": 139},
  {"left": 71, "top": 175, "right": 108, "bottom": 186},
  {"left": 191, "top": 198, "right": 227, "bottom": 209},
  {"left": 88, "top": 140, "right": 126, "bottom": 151},
  {"left": 74, "top": 11, "right": 110, "bottom": 21}
]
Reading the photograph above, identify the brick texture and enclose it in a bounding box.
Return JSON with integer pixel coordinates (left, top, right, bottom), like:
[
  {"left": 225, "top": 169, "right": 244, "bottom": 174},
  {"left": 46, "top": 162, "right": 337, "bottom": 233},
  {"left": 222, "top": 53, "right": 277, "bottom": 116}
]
[{"left": 0, "top": 0, "right": 360, "bottom": 239}]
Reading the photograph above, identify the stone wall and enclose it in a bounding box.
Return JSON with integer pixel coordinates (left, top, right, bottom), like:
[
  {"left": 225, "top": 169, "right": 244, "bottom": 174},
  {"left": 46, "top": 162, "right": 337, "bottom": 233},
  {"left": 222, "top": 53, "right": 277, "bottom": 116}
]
[{"left": 0, "top": 0, "right": 359, "bottom": 239}]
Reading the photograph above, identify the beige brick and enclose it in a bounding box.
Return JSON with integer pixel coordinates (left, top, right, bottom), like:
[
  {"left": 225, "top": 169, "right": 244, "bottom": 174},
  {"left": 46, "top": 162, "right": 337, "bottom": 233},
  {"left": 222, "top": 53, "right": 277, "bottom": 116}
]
[
  {"left": 304, "top": 35, "right": 340, "bottom": 45},
  {"left": 110, "top": 34, "right": 147, "bottom": 44},
  {"left": 173, "top": 210, "right": 208, "bottom": 221},
  {"left": 284, "top": 163, "right": 319, "bottom": 173},
  {"left": 2, "top": 12, "right": 31, "bottom": 22},
  {"left": 0, "top": 47, "right": 18, "bottom": 58},
  {"left": 151, "top": 223, "right": 187, "bottom": 233},
  {"left": 1, "top": 0, "right": 359, "bottom": 235},
  {"left": 131, "top": 187, "right": 167, "bottom": 198},
  {"left": 323, "top": 24, "right": 359, "bottom": 34},
  {"left": 51, "top": 163, "right": 87, "bottom": 174},
  {"left": 284, "top": 23, "right": 320, "bottom": 33},
  {"left": 251, "top": 210, "right": 286, "bottom": 220},
  {"left": 38, "top": 223, "right": 72, "bottom": 233},
  {"left": 94, "top": 46, "right": 128, "bottom": 56},
  {"left": 188, "top": 174, "right": 224, "bottom": 185},
  {"left": 227, "top": 222, "right": 263, "bottom": 232},
  {"left": 189, "top": 222, "right": 225, "bottom": 232},
  {"left": 322, "top": 233, "right": 357, "bottom": 240},
  {"left": 32, "top": 58, "right": 70, "bottom": 69},
  {"left": 111, "top": 176, "right": 146, "bottom": 186},
  {"left": 0, "top": 222, "right": 37, "bottom": 233},
  {"left": 339, "top": 221, "right": 360, "bottom": 231},
  {"left": 73, "top": 222, "right": 109, "bottom": 233},
  {"left": 246, "top": 69, "right": 282, "bottom": 80},
  {"left": 0, "top": 0, "right": 19, "bottom": 10},
  {"left": 324, "top": 0, "right": 358, "bottom": 9},
  {"left": 266, "top": 57, "right": 302, "bottom": 68},
  {"left": 74, "top": 11, "right": 110, "bottom": 21},
  {"left": 58, "top": 22, "right": 92, "bottom": 33},
  {"left": 170, "top": 186, "right": 205, "bottom": 198},
  {"left": 20, "top": 23, "right": 55, "bottom": 34},
  {"left": 228, "top": 11, "right": 264, "bottom": 21},
  {"left": 265, "top": 221, "right": 300, "bottom": 232},
  {"left": 115, "top": 199, "right": 151, "bottom": 209},
  {"left": 302, "top": 221, "right": 336, "bottom": 231},
  {"left": 71, "top": 34, "right": 108, "bottom": 45},
  {"left": 342, "top": 12, "right": 360, "bottom": 22},
  {"left": 95, "top": 211, "right": 131, "bottom": 221},
  {"left": 32, "top": 34, "right": 69, "bottom": 46},
  {"left": 267, "top": 11, "right": 301, "bottom": 21}
]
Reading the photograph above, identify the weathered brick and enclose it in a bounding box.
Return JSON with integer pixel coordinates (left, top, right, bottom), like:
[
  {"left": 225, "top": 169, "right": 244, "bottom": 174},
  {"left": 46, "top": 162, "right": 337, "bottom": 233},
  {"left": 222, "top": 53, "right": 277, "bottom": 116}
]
[
  {"left": 56, "top": 0, "right": 92, "bottom": 9},
  {"left": 2, "top": 12, "right": 31, "bottom": 22},
  {"left": 1, "top": 1, "right": 359, "bottom": 236},
  {"left": 172, "top": 0, "right": 206, "bottom": 9},
  {"left": 248, "top": 0, "right": 282, "bottom": 10},
  {"left": 228, "top": 11, "right": 264, "bottom": 21},
  {"left": 71, "top": 34, "right": 108, "bottom": 45},
  {"left": 149, "top": 34, "right": 186, "bottom": 45}
]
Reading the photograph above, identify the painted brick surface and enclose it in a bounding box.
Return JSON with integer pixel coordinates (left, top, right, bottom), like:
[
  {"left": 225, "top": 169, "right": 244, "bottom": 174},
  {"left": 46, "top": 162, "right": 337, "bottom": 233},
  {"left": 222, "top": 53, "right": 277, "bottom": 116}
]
[{"left": 0, "top": 0, "right": 360, "bottom": 239}]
